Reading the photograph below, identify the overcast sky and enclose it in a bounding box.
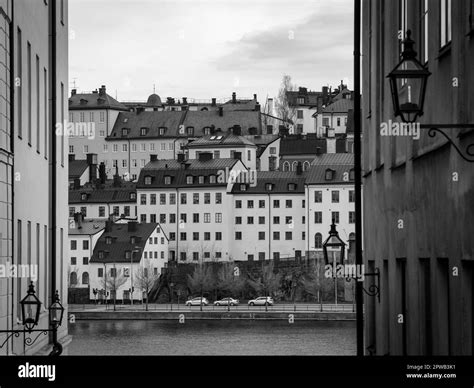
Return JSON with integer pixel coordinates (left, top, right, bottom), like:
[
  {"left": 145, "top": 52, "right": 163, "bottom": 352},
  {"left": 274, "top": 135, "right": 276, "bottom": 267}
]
[{"left": 69, "top": 0, "right": 353, "bottom": 104}]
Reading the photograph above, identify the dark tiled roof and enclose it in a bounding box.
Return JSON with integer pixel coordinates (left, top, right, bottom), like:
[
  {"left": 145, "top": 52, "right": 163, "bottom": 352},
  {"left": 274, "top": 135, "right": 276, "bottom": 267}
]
[
  {"left": 69, "top": 187, "right": 137, "bottom": 204},
  {"left": 244, "top": 134, "right": 279, "bottom": 146},
  {"left": 69, "top": 160, "right": 89, "bottom": 179},
  {"left": 280, "top": 138, "right": 327, "bottom": 156},
  {"left": 137, "top": 158, "right": 239, "bottom": 189},
  {"left": 231, "top": 171, "right": 305, "bottom": 194},
  {"left": 223, "top": 99, "right": 258, "bottom": 111},
  {"left": 322, "top": 98, "right": 354, "bottom": 114},
  {"left": 304, "top": 163, "right": 354, "bottom": 185},
  {"left": 182, "top": 110, "right": 261, "bottom": 136},
  {"left": 69, "top": 92, "right": 128, "bottom": 111},
  {"left": 311, "top": 153, "right": 354, "bottom": 166},
  {"left": 107, "top": 111, "right": 186, "bottom": 140},
  {"left": 68, "top": 219, "right": 106, "bottom": 235},
  {"left": 90, "top": 222, "right": 162, "bottom": 264},
  {"left": 186, "top": 133, "right": 256, "bottom": 148}
]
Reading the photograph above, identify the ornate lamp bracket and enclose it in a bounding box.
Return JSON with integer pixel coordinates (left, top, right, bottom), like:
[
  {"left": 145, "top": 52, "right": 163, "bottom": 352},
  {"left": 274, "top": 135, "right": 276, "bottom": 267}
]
[{"left": 421, "top": 124, "right": 474, "bottom": 163}]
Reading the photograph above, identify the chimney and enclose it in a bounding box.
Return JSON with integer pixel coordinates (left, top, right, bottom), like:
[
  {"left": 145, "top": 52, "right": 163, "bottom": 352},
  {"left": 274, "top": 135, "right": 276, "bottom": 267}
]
[
  {"left": 150, "top": 154, "right": 157, "bottom": 162},
  {"left": 211, "top": 98, "right": 216, "bottom": 106},
  {"left": 253, "top": 94, "right": 257, "bottom": 100},
  {"left": 128, "top": 221, "right": 138, "bottom": 232},
  {"left": 182, "top": 97, "right": 187, "bottom": 105},
  {"left": 74, "top": 212, "right": 84, "bottom": 229},
  {"left": 71, "top": 89, "right": 77, "bottom": 97},
  {"left": 73, "top": 178, "right": 81, "bottom": 190},
  {"left": 86, "top": 153, "right": 98, "bottom": 182},
  {"left": 198, "top": 152, "right": 213, "bottom": 162},
  {"left": 99, "top": 162, "right": 106, "bottom": 184},
  {"left": 68, "top": 154, "right": 75, "bottom": 162},
  {"left": 326, "top": 137, "right": 336, "bottom": 154},
  {"left": 316, "top": 147, "right": 322, "bottom": 155},
  {"left": 255, "top": 103, "right": 260, "bottom": 112},
  {"left": 105, "top": 219, "right": 113, "bottom": 232},
  {"left": 232, "top": 92, "right": 236, "bottom": 104},
  {"left": 327, "top": 127, "right": 335, "bottom": 138},
  {"left": 296, "top": 162, "right": 303, "bottom": 175},
  {"left": 113, "top": 165, "right": 121, "bottom": 187},
  {"left": 99, "top": 85, "right": 106, "bottom": 96},
  {"left": 177, "top": 153, "right": 185, "bottom": 162},
  {"left": 218, "top": 106, "right": 223, "bottom": 117},
  {"left": 233, "top": 125, "right": 242, "bottom": 136}
]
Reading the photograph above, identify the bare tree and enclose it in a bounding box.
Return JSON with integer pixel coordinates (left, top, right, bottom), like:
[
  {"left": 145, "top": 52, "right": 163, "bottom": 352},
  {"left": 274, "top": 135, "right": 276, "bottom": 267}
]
[
  {"left": 187, "top": 263, "right": 214, "bottom": 311},
  {"left": 217, "top": 263, "right": 246, "bottom": 311},
  {"left": 100, "top": 266, "right": 128, "bottom": 311},
  {"left": 134, "top": 261, "right": 160, "bottom": 311},
  {"left": 248, "top": 262, "right": 281, "bottom": 311},
  {"left": 302, "top": 260, "right": 334, "bottom": 309},
  {"left": 275, "top": 74, "right": 297, "bottom": 133}
]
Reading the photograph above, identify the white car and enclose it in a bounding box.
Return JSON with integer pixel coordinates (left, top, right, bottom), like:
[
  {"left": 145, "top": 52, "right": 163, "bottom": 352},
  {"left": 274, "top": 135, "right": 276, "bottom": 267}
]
[
  {"left": 214, "top": 297, "right": 239, "bottom": 306},
  {"left": 248, "top": 296, "right": 274, "bottom": 306},
  {"left": 185, "top": 297, "right": 209, "bottom": 306}
]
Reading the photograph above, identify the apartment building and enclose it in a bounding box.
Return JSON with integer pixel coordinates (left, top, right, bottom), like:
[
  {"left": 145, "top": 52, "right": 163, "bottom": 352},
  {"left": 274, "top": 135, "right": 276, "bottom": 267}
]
[
  {"left": 89, "top": 220, "right": 168, "bottom": 302},
  {"left": 0, "top": 0, "right": 70, "bottom": 355}
]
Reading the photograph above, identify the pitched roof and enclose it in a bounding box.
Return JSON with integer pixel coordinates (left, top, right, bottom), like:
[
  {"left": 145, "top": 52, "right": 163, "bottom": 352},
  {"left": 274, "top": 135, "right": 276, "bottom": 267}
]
[
  {"left": 304, "top": 164, "right": 354, "bottom": 185},
  {"left": 137, "top": 158, "right": 240, "bottom": 189},
  {"left": 68, "top": 219, "right": 106, "bottom": 235},
  {"left": 182, "top": 110, "right": 261, "bottom": 135},
  {"left": 69, "top": 186, "right": 137, "bottom": 204},
  {"left": 69, "top": 160, "right": 89, "bottom": 179},
  {"left": 280, "top": 138, "right": 327, "bottom": 156},
  {"left": 69, "top": 91, "right": 128, "bottom": 111},
  {"left": 90, "top": 222, "right": 163, "bottom": 264},
  {"left": 107, "top": 111, "right": 186, "bottom": 140},
  {"left": 322, "top": 98, "right": 354, "bottom": 114},
  {"left": 186, "top": 133, "right": 256, "bottom": 148},
  {"left": 311, "top": 153, "right": 354, "bottom": 166},
  {"left": 231, "top": 171, "right": 305, "bottom": 194}
]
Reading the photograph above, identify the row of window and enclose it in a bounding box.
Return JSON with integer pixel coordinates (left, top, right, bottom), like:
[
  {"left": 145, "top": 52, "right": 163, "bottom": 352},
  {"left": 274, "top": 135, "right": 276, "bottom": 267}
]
[
  {"left": 236, "top": 216, "right": 296, "bottom": 225},
  {"left": 235, "top": 199, "right": 298, "bottom": 209},
  {"left": 140, "top": 192, "right": 222, "bottom": 205},
  {"left": 96, "top": 267, "right": 158, "bottom": 278},
  {"left": 70, "top": 240, "right": 89, "bottom": 250},
  {"left": 168, "top": 232, "right": 223, "bottom": 241},
  {"left": 314, "top": 211, "right": 356, "bottom": 224},
  {"left": 235, "top": 231, "right": 298, "bottom": 241},
  {"left": 148, "top": 237, "right": 166, "bottom": 245},
  {"left": 142, "top": 212, "right": 223, "bottom": 224},
  {"left": 69, "top": 206, "right": 133, "bottom": 218},
  {"left": 69, "top": 111, "right": 106, "bottom": 124},
  {"left": 314, "top": 190, "right": 355, "bottom": 203},
  {"left": 143, "top": 251, "right": 165, "bottom": 259},
  {"left": 105, "top": 142, "right": 175, "bottom": 153},
  {"left": 71, "top": 256, "right": 89, "bottom": 265}
]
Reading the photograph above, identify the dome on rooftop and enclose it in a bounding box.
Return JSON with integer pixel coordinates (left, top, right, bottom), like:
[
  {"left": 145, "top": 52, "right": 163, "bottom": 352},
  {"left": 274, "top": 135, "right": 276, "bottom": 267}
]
[{"left": 147, "top": 93, "right": 162, "bottom": 106}]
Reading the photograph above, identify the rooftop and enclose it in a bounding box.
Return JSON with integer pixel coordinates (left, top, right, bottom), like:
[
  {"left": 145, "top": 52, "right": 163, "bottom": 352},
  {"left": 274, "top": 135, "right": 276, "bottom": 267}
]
[
  {"left": 69, "top": 86, "right": 128, "bottom": 111},
  {"left": 186, "top": 133, "right": 257, "bottom": 148},
  {"left": 231, "top": 171, "right": 306, "bottom": 194},
  {"left": 69, "top": 160, "right": 89, "bottom": 179},
  {"left": 68, "top": 219, "right": 106, "bottom": 235}
]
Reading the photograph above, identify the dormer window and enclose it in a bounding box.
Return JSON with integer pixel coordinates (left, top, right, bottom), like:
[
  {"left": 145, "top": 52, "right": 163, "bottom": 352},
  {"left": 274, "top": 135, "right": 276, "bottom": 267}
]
[
  {"left": 105, "top": 237, "right": 112, "bottom": 245},
  {"left": 81, "top": 193, "right": 87, "bottom": 201},
  {"left": 198, "top": 176, "right": 204, "bottom": 184},
  {"left": 130, "top": 236, "right": 136, "bottom": 244},
  {"left": 186, "top": 175, "right": 194, "bottom": 184},
  {"left": 186, "top": 127, "right": 194, "bottom": 136},
  {"left": 209, "top": 175, "right": 216, "bottom": 184},
  {"left": 164, "top": 176, "right": 172, "bottom": 185},
  {"left": 288, "top": 183, "right": 296, "bottom": 191},
  {"left": 140, "top": 128, "right": 148, "bottom": 136},
  {"left": 325, "top": 169, "right": 335, "bottom": 181},
  {"left": 265, "top": 183, "right": 274, "bottom": 191},
  {"left": 144, "top": 176, "right": 153, "bottom": 185},
  {"left": 122, "top": 128, "right": 129, "bottom": 137},
  {"left": 240, "top": 184, "right": 247, "bottom": 191},
  {"left": 159, "top": 127, "right": 166, "bottom": 136},
  {"left": 349, "top": 169, "right": 355, "bottom": 181},
  {"left": 203, "top": 127, "right": 210, "bottom": 135},
  {"left": 130, "top": 192, "right": 136, "bottom": 200},
  {"left": 98, "top": 251, "right": 104, "bottom": 259},
  {"left": 125, "top": 251, "right": 131, "bottom": 259}
]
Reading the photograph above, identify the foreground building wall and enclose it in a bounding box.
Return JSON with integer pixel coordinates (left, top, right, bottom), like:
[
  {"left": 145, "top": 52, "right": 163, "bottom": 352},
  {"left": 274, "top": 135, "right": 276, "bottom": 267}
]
[{"left": 362, "top": 0, "right": 474, "bottom": 355}]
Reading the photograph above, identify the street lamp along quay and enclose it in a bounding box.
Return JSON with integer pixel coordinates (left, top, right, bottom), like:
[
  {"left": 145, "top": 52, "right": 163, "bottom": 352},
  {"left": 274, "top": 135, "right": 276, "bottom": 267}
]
[
  {"left": 322, "top": 223, "right": 346, "bottom": 266},
  {"left": 0, "top": 282, "right": 65, "bottom": 355}
]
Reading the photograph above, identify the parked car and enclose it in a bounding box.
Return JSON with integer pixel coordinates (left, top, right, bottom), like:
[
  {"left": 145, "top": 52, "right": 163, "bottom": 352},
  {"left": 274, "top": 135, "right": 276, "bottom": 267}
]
[
  {"left": 185, "top": 297, "right": 209, "bottom": 306},
  {"left": 214, "top": 297, "right": 239, "bottom": 306},
  {"left": 248, "top": 296, "right": 274, "bottom": 306}
]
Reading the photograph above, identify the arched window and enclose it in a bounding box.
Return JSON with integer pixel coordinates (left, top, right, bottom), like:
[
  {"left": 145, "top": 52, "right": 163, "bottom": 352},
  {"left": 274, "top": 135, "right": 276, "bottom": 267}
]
[
  {"left": 82, "top": 272, "right": 89, "bottom": 285},
  {"left": 303, "top": 161, "right": 310, "bottom": 171},
  {"left": 291, "top": 161, "right": 298, "bottom": 171},
  {"left": 314, "top": 233, "right": 323, "bottom": 249},
  {"left": 200, "top": 107, "right": 209, "bottom": 111},
  {"left": 70, "top": 272, "right": 78, "bottom": 286},
  {"left": 282, "top": 161, "right": 290, "bottom": 171}
]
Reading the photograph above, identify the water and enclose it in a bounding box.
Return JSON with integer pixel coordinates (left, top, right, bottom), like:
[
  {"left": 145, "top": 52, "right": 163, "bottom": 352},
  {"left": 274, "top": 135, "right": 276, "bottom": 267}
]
[{"left": 68, "top": 320, "right": 356, "bottom": 355}]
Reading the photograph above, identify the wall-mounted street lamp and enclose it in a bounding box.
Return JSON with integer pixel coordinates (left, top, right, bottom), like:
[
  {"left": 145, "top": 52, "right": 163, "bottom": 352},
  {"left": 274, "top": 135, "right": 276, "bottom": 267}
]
[
  {"left": 0, "top": 282, "right": 65, "bottom": 355},
  {"left": 322, "top": 223, "right": 346, "bottom": 266},
  {"left": 387, "top": 30, "right": 431, "bottom": 124},
  {"left": 388, "top": 30, "right": 474, "bottom": 162}
]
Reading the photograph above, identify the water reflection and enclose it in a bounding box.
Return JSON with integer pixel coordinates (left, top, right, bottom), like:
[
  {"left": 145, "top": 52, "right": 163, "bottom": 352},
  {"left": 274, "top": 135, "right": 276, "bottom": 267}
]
[{"left": 69, "top": 320, "right": 356, "bottom": 355}]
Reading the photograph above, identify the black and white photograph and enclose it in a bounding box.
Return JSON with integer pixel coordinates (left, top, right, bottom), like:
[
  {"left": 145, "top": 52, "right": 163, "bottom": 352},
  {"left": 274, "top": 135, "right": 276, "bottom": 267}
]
[{"left": 0, "top": 0, "right": 473, "bottom": 385}]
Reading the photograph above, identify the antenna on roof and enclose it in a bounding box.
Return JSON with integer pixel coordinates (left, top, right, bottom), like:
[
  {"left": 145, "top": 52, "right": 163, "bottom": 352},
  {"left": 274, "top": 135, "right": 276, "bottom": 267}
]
[
  {"left": 115, "top": 90, "right": 118, "bottom": 100},
  {"left": 153, "top": 84, "right": 156, "bottom": 94}
]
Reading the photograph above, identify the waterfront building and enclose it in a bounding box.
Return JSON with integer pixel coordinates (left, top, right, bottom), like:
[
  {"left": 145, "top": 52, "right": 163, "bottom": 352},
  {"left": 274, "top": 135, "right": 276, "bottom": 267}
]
[
  {"left": 362, "top": 0, "right": 474, "bottom": 355},
  {"left": 0, "top": 0, "right": 70, "bottom": 355}
]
